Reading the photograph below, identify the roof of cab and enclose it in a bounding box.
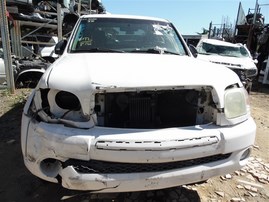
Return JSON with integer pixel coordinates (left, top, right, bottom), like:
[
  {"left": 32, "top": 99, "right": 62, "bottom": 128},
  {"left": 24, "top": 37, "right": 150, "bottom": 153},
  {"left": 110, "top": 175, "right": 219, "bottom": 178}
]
[{"left": 80, "top": 14, "right": 170, "bottom": 23}]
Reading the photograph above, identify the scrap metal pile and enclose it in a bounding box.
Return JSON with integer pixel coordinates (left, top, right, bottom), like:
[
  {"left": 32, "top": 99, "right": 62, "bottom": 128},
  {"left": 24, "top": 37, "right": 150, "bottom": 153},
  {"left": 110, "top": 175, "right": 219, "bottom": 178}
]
[{"left": 0, "top": 0, "right": 106, "bottom": 88}]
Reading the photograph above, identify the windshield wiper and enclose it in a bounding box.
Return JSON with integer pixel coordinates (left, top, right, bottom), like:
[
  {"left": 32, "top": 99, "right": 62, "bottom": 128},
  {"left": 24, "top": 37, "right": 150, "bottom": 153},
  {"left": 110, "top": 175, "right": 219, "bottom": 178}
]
[
  {"left": 162, "top": 50, "right": 181, "bottom": 55},
  {"left": 130, "top": 48, "right": 180, "bottom": 55},
  {"left": 130, "top": 48, "right": 160, "bottom": 54},
  {"left": 198, "top": 52, "right": 212, "bottom": 55},
  {"left": 72, "top": 48, "right": 125, "bottom": 53}
]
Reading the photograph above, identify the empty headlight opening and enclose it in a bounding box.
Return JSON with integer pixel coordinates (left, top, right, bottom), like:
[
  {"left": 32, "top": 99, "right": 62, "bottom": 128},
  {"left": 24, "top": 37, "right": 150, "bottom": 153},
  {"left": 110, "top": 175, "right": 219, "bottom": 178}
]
[
  {"left": 55, "top": 91, "right": 81, "bottom": 110},
  {"left": 35, "top": 89, "right": 87, "bottom": 123}
]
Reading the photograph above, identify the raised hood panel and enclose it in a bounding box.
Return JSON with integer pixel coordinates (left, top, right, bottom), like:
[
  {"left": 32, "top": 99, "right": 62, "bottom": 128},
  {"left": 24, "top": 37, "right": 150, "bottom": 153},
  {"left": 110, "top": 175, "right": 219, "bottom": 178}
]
[{"left": 43, "top": 53, "right": 240, "bottom": 92}]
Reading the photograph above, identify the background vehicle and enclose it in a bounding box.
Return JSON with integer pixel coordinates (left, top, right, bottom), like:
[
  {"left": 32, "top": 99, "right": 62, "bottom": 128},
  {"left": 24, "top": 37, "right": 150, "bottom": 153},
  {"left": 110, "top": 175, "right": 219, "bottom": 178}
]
[
  {"left": 0, "top": 47, "right": 49, "bottom": 88},
  {"left": 196, "top": 38, "right": 258, "bottom": 92}
]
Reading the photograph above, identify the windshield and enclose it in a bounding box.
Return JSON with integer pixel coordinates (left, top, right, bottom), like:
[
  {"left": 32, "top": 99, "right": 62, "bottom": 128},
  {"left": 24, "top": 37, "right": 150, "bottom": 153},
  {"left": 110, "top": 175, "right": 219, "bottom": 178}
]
[
  {"left": 197, "top": 42, "right": 250, "bottom": 58},
  {"left": 69, "top": 18, "right": 187, "bottom": 55}
]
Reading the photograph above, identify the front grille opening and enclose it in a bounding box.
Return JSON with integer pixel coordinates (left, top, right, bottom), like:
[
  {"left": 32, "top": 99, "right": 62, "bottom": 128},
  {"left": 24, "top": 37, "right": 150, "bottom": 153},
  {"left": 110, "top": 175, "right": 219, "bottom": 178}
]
[
  {"left": 95, "top": 89, "right": 214, "bottom": 129},
  {"left": 63, "top": 153, "right": 231, "bottom": 174}
]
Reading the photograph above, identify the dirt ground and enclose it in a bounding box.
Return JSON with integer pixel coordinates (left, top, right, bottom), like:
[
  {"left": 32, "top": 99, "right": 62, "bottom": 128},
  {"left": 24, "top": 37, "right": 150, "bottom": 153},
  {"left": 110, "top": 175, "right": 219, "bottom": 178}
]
[{"left": 0, "top": 82, "right": 268, "bottom": 202}]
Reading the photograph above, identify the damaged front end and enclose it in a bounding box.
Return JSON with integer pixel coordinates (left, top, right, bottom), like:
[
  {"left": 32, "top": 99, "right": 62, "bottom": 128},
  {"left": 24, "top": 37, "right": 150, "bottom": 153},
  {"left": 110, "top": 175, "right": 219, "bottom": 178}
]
[
  {"left": 21, "top": 82, "right": 255, "bottom": 192},
  {"left": 26, "top": 86, "right": 218, "bottom": 130},
  {"left": 20, "top": 14, "right": 256, "bottom": 192}
]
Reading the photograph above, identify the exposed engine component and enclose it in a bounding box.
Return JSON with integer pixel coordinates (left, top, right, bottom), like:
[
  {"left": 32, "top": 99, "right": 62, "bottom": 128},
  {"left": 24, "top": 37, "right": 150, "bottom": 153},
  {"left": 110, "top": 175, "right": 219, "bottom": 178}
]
[{"left": 94, "top": 89, "right": 215, "bottom": 129}]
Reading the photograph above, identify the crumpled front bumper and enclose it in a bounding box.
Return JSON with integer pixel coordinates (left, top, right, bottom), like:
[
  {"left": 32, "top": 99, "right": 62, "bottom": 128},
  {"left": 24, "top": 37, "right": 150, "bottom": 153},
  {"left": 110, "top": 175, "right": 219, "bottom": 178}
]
[{"left": 21, "top": 113, "right": 256, "bottom": 193}]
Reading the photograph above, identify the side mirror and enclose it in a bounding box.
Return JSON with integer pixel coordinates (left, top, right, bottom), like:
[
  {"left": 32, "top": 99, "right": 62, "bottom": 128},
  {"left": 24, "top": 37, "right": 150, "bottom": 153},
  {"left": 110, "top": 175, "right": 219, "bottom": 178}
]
[
  {"left": 54, "top": 40, "right": 67, "bottom": 55},
  {"left": 188, "top": 44, "right": 198, "bottom": 58},
  {"left": 253, "top": 59, "right": 258, "bottom": 64}
]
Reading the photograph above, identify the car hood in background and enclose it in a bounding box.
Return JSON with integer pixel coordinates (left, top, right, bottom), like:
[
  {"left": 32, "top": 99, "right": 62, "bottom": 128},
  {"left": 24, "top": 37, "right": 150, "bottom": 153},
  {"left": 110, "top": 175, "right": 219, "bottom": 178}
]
[{"left": 197, "top": 54, "right": 257, "bottom": 70}]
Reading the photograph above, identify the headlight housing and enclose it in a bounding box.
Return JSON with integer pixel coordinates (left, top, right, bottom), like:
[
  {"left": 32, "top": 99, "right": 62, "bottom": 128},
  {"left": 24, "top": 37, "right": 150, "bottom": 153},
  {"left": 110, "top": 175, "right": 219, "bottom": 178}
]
[
  {"left": 245, "top": 68, "right": 258, "bottom": 78},
  {"left": 29, "top": 88, "right": 93, "bottom": 127},
  {"left": 224, "top": 88, "right": 248, "bottom": 119},
  {"left": 55, "top": 91, "right": 81, "bottom": 110}
]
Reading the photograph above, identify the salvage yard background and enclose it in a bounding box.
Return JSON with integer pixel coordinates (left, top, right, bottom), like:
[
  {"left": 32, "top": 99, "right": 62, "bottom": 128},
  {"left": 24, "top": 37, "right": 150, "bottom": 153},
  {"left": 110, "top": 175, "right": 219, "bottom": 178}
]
[{"left": 0, "top": 83, "right": 268, "bottom": 202}]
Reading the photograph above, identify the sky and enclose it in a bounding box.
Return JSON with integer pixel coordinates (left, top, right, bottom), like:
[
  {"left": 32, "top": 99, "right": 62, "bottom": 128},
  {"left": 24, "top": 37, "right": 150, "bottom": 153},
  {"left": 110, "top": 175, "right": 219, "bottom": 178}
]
[{"left": 101, "top": 0, "right": 269, "bottom": 35}]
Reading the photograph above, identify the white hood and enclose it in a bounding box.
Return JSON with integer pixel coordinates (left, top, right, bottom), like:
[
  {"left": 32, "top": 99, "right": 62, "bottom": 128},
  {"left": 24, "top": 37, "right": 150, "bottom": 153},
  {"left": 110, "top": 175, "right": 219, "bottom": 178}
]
[
  {"left": 42, "top": 53, "right": 240, "bottom": 90},
  {"left": 197, "top": 54, "right": 257, "bottom": 70}
]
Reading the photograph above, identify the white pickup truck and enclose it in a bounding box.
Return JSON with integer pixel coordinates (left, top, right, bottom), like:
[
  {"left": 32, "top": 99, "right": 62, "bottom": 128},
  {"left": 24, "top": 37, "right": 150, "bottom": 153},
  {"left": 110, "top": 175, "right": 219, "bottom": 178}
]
[{"left": 21, "top": 14, "right": 256, "bottom": 195}]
